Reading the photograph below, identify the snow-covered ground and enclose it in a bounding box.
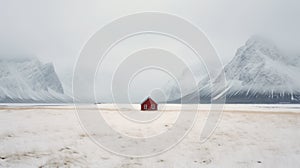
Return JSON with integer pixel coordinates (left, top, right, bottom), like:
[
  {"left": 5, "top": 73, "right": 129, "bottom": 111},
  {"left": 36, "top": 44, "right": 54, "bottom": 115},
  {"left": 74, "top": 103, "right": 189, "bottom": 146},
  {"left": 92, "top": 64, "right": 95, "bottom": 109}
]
[{"left": 0, "top": 104, "right": 299, "bottom": 168}]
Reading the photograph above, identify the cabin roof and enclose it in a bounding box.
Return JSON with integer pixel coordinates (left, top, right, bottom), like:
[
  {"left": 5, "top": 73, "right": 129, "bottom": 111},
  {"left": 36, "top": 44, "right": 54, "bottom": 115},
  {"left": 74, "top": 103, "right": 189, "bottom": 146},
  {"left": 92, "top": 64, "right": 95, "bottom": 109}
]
[{"left": 141, "top": 97, "right": 157, "bottom": 105}]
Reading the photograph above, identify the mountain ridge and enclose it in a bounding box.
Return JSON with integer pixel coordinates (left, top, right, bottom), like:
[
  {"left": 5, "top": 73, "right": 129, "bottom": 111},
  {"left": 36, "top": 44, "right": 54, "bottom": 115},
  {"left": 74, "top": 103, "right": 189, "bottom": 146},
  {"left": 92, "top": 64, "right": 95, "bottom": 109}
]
[
  {"left": 0, "top": 56, "right": 71, "bottom": 103},
  {"left": 169, "top": 36, "right": 300, "bottom": 104}
]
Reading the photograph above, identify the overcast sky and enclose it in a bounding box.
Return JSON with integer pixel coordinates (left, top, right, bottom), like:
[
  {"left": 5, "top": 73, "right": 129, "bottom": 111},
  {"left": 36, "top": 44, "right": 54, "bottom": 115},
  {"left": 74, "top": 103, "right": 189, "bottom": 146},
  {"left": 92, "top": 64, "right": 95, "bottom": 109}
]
[{"left": 0, "top": 0, "right": 300, "bottom": 102}]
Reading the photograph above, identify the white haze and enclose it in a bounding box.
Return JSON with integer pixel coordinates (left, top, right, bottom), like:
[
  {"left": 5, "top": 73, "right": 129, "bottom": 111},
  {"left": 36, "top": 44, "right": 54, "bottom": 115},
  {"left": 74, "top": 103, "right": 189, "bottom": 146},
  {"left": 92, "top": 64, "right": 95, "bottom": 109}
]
[{"left": 0, "top": 0, "right": 300, "bottom": 102}]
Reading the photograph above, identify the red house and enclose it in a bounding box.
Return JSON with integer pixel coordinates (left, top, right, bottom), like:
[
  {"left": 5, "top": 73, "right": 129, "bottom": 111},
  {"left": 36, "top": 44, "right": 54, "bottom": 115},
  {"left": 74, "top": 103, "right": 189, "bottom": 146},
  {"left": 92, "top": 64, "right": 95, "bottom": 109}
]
[{"left": 141, "top": 97, "right": 158, "bottom": 111}]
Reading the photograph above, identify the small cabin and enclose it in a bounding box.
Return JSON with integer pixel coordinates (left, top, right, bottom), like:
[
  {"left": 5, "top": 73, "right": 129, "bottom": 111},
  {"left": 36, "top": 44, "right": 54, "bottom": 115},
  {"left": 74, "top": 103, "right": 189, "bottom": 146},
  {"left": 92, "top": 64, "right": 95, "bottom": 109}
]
[{"left": 141, "top": 97, "right": 158, "bottom": 111}]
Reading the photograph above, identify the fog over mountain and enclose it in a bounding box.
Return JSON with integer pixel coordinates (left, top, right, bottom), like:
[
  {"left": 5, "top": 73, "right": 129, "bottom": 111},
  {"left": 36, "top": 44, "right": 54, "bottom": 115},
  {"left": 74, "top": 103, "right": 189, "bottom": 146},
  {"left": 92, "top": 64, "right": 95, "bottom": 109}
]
[
  {"left": 169, "top": 36, "right": 300, "bottom": 104},
  {"left": 1, "top": 0, "right": 300, "bottom": 103},
  {"left": 1, "top": 36, "right": 299, "bottom": 104},
  {"left": 0, "top": 56, "right": 70, "bottom": 103}
]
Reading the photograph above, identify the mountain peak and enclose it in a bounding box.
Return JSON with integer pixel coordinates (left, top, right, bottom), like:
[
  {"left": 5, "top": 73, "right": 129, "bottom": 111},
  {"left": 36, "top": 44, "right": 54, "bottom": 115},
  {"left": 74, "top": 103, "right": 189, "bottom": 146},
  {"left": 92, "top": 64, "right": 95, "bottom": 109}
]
[
  {"left": 0, "top": 56, "right": 69, "bottom": 103},
  {"left": 241, "top": 35, "right": 283, "bottom": 61},
  {"left": 246, "top": 35, "right": 269, "bottom": 45},
  {"left": 170, "top": 36, "right": 300, "bottom": 104}
]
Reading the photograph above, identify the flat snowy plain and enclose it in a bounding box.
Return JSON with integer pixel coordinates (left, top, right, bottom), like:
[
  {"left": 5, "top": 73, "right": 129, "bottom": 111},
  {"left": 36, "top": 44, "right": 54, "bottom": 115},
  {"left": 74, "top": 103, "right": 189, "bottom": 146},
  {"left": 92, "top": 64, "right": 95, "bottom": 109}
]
[{"left": 0, "top": 104, "right": 299, "bottom": 168}]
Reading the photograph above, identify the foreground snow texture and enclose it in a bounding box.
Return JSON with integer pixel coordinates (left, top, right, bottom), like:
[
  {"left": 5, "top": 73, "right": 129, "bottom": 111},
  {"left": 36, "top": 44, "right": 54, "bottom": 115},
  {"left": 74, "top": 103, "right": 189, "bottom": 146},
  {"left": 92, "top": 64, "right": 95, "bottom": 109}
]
[{"left": 0, "top": 104, "right": 299, "bottom": 168}]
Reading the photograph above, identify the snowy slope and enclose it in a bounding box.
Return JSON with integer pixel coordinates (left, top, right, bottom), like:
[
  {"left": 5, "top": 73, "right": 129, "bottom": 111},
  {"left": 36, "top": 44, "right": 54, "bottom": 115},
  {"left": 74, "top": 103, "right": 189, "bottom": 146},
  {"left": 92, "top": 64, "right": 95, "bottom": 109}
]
[
  {"left": 0, "top": 56, "right": 71, "bottom": 103},
  {"left": 170, "top": 36, "right": 300, "bottom": 103},
  {"left": 163, "top": 57, "right": 213, "bottom": 103},
  {"left": 220, "top": 36, "right": 300, "bottom": 103},
  {"left": 224, "top": 36, "right": 300, "bottom": 94}
]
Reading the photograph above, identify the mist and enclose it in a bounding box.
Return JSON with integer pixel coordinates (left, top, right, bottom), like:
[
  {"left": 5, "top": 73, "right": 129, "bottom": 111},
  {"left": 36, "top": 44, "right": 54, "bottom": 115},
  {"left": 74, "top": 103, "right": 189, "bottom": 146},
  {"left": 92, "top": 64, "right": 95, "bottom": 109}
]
[{"left": 1, "top": 0, "right": 300, "bottom": 102}]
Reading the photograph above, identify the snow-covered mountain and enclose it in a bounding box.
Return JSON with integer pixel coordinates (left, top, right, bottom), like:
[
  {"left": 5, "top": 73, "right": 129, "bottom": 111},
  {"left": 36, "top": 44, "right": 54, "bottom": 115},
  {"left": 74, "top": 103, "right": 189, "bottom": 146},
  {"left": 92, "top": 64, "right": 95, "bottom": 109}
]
[
  {"left": 0, "top": 56, "right": 71, "bottom": 103},
  {"left": 170, "top": 36, "right": 300, "bottom": 103},
  {"left": 220, "top": 36, "right": 300, "bottom": 103}
]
